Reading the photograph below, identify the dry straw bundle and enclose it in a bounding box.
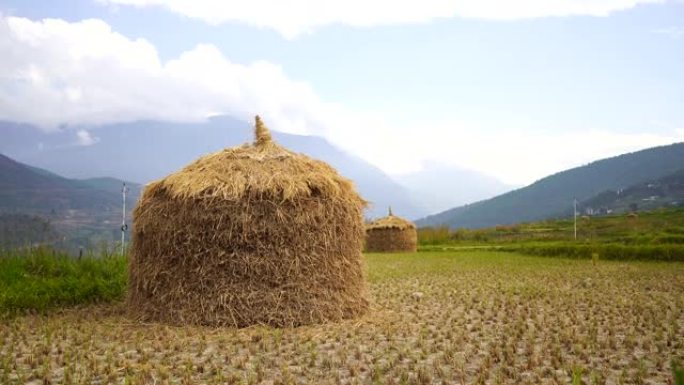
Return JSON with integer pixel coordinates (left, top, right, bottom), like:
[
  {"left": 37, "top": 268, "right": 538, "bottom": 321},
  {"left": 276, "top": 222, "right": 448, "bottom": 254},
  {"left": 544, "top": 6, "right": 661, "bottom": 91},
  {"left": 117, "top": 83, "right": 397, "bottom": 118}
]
[
  {"left": 127, "top": 116, "right": 369, "bottom": 327},
  {"left": 365, "top": 207, "right": 417, "bottom": 252}
]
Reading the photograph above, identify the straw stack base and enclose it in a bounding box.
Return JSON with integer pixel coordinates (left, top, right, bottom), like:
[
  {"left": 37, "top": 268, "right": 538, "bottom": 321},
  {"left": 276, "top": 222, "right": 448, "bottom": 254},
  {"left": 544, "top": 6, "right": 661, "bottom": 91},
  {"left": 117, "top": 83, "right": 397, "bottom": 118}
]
[
  {"left": 365, "top": 228, "right": 417, "bottom": 253},
  {"left": 128, "top": 192, "right": 368, "bottom": 327}
]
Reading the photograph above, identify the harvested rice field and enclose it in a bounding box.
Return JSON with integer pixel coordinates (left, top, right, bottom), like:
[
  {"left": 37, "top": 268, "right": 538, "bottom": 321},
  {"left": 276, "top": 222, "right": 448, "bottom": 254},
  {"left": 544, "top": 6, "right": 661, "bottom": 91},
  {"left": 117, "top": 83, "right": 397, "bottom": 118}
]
[{"left": 2, "top": 251, "right": 683, "bottom": 385}]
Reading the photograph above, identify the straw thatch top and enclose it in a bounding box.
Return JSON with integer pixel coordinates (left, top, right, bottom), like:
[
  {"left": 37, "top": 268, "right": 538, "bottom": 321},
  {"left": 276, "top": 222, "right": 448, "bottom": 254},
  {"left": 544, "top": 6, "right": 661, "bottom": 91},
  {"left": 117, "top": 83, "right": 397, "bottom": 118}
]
[
  {"left": 144, "top": 116, "right": 365, "bottom": 203},
  {"left": 366, "top": 208, "right": 416, "bottom": 230},
  {"left": 254, "top": 115, "right": 272, "bottom": 146}
]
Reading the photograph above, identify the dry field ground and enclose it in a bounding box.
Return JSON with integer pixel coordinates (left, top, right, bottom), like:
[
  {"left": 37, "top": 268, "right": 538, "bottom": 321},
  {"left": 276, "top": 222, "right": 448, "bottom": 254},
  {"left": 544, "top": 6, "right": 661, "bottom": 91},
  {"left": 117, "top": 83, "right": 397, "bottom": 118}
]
[{"left": 1, "top": 251, "right": 683, "bottom": 384}]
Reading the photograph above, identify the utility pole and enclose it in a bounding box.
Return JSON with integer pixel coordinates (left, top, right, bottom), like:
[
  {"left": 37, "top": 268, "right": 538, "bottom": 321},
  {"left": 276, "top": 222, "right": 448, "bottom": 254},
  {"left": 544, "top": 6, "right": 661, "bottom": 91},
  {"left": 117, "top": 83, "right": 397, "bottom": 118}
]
[
  {"left": 121, "top": 182, "right": 128, "bottom": 255},
  {"left": 574, "top": 197, "right": 578, "bottom": 241}
]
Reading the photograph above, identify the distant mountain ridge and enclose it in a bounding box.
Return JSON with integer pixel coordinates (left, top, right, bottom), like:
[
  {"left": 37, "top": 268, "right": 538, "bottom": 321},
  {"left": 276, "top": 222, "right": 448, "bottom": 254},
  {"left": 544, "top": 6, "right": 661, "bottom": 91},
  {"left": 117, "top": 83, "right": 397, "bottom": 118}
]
[
  {"left": 0, "top": 153, "right": 139, "bottom": 214},
  {"left": 396, "top": 163, "right": 514, "bottom": 213},
  {"left": 0, "top": 152, "right": 140, "bottom": 249},
  {"left": 577, "top": 168, "right": 684, "bottom": 215},
  {"left": 418, "top": 142, "right": 684, "bottom": 228},
  {"left": 0, "top": 117, "right": 427, "bottom": 219}
]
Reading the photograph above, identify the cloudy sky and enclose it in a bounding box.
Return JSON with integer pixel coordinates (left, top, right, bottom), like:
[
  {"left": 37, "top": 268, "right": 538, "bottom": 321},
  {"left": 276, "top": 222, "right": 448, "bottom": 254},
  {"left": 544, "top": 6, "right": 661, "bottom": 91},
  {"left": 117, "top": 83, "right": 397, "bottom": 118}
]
[{"left": 1, "top": 0, "right": 683, "bottom": 185}]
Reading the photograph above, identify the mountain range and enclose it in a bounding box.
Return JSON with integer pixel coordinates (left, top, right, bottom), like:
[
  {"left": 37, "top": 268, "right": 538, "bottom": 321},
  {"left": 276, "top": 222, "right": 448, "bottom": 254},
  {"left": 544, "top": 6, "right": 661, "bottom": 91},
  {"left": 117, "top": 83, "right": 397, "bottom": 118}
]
[
  {"left": 396, "top": 162, "right": 514, "bottom": 214},
  {"left": 0, "top": 153, "right": 140, "bottom": 214},
  {"left": 578, "top": 168, "right": 684, "bottom": 215},
  {"left": 4, "top": 117, "right": 683, "bottom": 235},
  {"left": 0, "top": 152, "right": 141, "bottom": 249},
  {"left": 1, "top": 118, "right": 426, "bottom": 219},
  {"left": 0, "top": 117, "right": 515, "bottom": 219},
  {"left": 418, "top": 142, "right": 684, "bottom": 228}
]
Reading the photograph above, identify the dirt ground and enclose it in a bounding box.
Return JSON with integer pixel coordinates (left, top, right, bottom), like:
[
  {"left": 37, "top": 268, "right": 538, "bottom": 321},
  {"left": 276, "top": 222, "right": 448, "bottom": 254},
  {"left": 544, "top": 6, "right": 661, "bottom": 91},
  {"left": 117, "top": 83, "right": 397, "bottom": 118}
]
[{"left": 1, "top": 251, "right": 683, "bottom": 384}]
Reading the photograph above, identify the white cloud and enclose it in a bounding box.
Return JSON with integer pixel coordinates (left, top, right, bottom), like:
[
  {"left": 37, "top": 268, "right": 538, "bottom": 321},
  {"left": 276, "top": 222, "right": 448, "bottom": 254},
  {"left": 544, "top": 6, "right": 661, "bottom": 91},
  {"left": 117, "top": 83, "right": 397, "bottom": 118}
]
[
  {"left": 0, "top": 15, "right": 327, "bottom": 135},
  {"left": 1, "top": 15, "right": 682, "bottom": 186},
  {"left": 76, "top": 129, "right": 99, "bottom": 146},
  {"left": 98, "top": 0, "right": 666, "bottom": 38}
]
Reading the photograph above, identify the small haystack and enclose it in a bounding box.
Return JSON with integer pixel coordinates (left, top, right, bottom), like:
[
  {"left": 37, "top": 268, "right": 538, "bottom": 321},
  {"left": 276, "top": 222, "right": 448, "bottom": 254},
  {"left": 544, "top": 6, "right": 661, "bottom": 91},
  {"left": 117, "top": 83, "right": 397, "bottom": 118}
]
[
  {"left": 365, "top": 207, "right": 417, "bottom": 252},
  {"left": 127, "top": 116, "right": 369, "bottom": 327}
]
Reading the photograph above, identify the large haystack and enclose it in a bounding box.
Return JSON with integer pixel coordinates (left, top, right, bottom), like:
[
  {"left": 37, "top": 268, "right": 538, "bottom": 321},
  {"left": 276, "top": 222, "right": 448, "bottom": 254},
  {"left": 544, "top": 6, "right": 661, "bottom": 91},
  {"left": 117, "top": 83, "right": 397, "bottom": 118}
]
[
  {"left": 127, "top": 116, "right": 369, "bottom": 327},
  {"left": 365, "top": 207, "right": 417, "bottom": 252}
]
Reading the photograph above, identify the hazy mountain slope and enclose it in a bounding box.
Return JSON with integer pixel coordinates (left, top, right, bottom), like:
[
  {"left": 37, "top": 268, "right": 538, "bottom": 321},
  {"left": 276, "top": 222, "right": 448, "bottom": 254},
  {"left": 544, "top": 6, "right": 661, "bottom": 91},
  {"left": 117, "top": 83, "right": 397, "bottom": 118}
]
[
  {"left": 417, "top": 142, "right": 684, "bottom": 228},
  {"left": 0, "top": 153, "right": 142, "bottom": 249},
  {"left": 0, "top": 118, "right": 250, "bottom": 184},
  {"left": 578, "top": 168, "right": 684, "bottom": 214},
  {"left": 396, "top": 162, "right": 514, "bottom": 213},
  {"left": 0, "top": 153, "right": 140, "bottom": 214},
  {"left": 80, "top": 177, "right": 143, "bottom": 204},
  {"left": 274, "top": 133, "right": 426, "bottom": 218},
  {"left": 0, "top": 117, "right": 427, "bottom": 219},
  {"left": 0, "top": 153, "right": 115, "bottom": 214}
]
